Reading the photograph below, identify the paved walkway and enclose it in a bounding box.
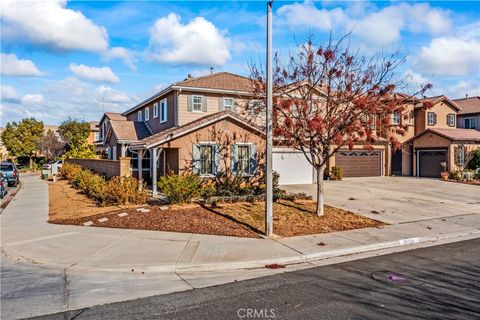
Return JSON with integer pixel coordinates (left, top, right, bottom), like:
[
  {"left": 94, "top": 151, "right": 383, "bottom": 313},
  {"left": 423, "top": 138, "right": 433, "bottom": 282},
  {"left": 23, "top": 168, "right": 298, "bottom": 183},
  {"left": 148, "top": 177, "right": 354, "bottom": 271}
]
[{"left": 1, "top": 174, "right": 479, "bottom": 319}]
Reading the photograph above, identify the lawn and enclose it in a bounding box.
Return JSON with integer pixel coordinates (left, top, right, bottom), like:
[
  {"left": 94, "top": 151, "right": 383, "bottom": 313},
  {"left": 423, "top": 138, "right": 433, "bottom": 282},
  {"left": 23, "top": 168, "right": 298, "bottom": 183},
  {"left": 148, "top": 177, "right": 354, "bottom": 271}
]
[{"left": 49, "top": 179, "right": 383, "bottom": 238}]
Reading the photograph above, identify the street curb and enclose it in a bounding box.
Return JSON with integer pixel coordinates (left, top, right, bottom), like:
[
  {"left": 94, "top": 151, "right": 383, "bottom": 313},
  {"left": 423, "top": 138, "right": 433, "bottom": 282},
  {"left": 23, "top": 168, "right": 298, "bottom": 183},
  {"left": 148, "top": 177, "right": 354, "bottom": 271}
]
[{"left": 7, "top": 228, "right": 476, "bottom": 274}]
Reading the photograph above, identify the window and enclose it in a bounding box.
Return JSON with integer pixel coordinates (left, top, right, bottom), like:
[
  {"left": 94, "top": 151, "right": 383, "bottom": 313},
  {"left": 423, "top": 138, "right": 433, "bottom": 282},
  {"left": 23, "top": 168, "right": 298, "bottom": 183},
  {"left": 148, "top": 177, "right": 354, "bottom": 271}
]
[
  {"left": 112, "top": 146, "right": 117, "bottom": 160},
  {"left": 94, "top": 132, "right": 100, "bottom": 141},
  {"left": 199, "top": 145, "right": 214, "bottom": 175},
  {"left": 465, "top": 118, "right": 477, "bottom": 129},
  {"left": 223, "top": 98, "right": 234, "bottom": 111},
  {"left": 448, "top": 114, "right": 455, "bottom": 127},
  {"left": 237, "top": 145, "right": 250, "bottom": 175},
  {"left": 409, "top": 110, "right": 414, "bottom": 124},
  {"left": 427, "top": 112, "right": 436, "bottom": 126},
  {"left": 160, "top": 99, "right": 167, "bottom": 123},
  {"left": 153, "top": 102, "right": 158, "bottom": 118},
  {"left": 391, "top": 112, "right": 401, "bottom": 125},
  {"left": 144, "top": 107, "right": 150, "bottom": 121},
  {"left": 137, "top": 111, "right": 142, "bottom": 122},
  {"left": 456, "top": 145, "right": 465, "bottom": 166},
  {"left": 192, "top": 96, "right": 203, "bottom": 112}
]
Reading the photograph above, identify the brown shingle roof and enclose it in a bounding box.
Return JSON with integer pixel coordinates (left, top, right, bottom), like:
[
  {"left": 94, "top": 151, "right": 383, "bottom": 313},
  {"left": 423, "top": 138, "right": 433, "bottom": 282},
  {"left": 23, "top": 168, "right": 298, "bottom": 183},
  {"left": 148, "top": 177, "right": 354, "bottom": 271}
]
[
  {"left": 452, "top": 96, "right": 480, "bottom": 115},
  {"left": 131, "top": 111, "right": 262, "bottom": 148},
  {"left": 174, "top": 72, "right": 255, "bottom": 92},
  {"left": 416, "top": 95, "right": 461, "bottom": 111},
  {"left": 407, "top": 128, "right": 480, "bottom": 143},
  {"left": 110, "top": 121, "right": 151, "bottom": 142},
  {"left": 105, "top": 112, "right": 126, "bottom": 121}
]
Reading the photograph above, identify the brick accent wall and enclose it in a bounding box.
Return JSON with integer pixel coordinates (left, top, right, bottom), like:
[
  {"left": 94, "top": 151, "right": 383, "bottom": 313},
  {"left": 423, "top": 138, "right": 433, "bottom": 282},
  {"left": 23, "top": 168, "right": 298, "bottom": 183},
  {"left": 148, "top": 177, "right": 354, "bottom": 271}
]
[{"left": 66, "top": 157, "right": 131, "bottom": 178}]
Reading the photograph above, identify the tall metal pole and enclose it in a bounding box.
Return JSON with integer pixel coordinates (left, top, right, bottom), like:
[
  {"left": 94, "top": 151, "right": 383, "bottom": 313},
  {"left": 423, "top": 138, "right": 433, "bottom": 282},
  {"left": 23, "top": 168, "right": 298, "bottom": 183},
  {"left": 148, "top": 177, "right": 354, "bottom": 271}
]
[{"left": 265, "top": 1, "right": 273, "bottom": 237}]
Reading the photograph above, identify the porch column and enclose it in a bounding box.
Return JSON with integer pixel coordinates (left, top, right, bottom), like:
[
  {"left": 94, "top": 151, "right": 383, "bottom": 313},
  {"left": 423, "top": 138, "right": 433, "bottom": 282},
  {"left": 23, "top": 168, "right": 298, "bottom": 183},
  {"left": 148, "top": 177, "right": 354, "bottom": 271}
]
[
  {"left": 151, "top": 148, "right": 161, "bottom": 196},
  {"left": 138, "top": 149, "right": 143, "bottom": 186},
  {"left": 121, "top": 144, "right": 126, "bottom": 157}
]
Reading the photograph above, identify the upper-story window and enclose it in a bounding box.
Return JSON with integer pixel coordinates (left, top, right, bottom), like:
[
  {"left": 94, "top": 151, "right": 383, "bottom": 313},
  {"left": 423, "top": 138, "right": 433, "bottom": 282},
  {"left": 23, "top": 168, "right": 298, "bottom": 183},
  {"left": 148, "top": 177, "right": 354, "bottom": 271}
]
[
  {"left": 392, "top": 111, "right": 401, "bottom": 125},
  {"left": 448, "top": 114, "right": 455, "bottom": 127},
  {"left": 94, "top": 132, "right": 100, "bottom": 141},
  {"left": 427, "top": 112, "right": 436, "bottom": 126},
  {"left": 464, "top": 118, "right": 476, "bottom": 129},
  {"left": 192, "top": 96, "right": 203, "bottom": 112},
  {"left": 223, "top": 98, "right": 234, "bottom": 111},
  {"left": 144, "top": 107, "right": 150, "bottom": 121},
  {"left": 160, "top": 99, "right": 168, "bottom": 123},
  {"left": 153, "top": 102, "right": 159, "bottom": 118},
  {"left": 137, "top": 110, "right": 142, "bottom": 122}
]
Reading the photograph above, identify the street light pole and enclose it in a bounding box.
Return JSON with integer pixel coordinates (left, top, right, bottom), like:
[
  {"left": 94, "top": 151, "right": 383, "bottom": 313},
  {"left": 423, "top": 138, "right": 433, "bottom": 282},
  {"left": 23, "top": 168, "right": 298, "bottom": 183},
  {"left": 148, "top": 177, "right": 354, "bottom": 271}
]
[{"left": 265, "top": 0, "right": 273, "bottom": 237}]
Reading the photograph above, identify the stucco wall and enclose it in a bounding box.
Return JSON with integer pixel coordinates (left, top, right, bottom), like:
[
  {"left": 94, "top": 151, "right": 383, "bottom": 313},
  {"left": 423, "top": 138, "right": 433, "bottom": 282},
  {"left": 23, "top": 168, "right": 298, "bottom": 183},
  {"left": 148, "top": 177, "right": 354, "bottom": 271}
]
[
  {"left": 415, "top": 102, "right": 458, "bottom": 135},
  {"left": 126, "top": 91, "right": 176, "bottom": 133},
  {"left": 66, "top": 157, "right": 131, "bottom": 178}
]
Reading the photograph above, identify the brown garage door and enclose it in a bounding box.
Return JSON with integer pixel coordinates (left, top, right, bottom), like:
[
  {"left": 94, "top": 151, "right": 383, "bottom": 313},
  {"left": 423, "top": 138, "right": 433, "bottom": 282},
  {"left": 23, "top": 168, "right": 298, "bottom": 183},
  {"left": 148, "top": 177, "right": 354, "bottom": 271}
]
[
  {"left": 336, "top": 150, "right": 382, "bottom": 177},
  {"left": 418, "top": 150, "right": 447, "bottom": 178}
]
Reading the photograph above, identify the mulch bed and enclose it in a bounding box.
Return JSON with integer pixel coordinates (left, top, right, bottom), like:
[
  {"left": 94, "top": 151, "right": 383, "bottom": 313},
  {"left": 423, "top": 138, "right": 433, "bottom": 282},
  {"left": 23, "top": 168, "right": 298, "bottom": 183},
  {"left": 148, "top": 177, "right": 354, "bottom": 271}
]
[{"left": 51, "top": 205, "right": 259, "bottom": 238}]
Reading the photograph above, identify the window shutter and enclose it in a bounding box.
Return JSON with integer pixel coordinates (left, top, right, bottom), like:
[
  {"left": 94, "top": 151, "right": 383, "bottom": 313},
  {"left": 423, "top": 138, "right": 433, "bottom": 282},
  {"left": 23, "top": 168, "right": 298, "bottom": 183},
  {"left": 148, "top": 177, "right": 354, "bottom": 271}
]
[
  {"left": 231, "top": 98, "right": 236, "bottom": 111},
  {"left": 214, "top": 144, "right": 221, "bottom": 174},
  {"left": 249, "top": 144, "right": 257, "bottom": 175},
  {"left": 434, "top": 113, "right": 437, "bottom": 125},
  {"left": 187, "top": 95, "right": 193, "bottom": 112},
  {"left": 202, "top": 96, "right": 208, "bottom": 112},
  {"left": 219, "top": 98, "right": 224, "bottom": 111},
  {"left": 192, "top": 144, "right": 200, "bottom": 174},
  {"left": 231, "top": 145, "right": 238, "bottom": 174}
]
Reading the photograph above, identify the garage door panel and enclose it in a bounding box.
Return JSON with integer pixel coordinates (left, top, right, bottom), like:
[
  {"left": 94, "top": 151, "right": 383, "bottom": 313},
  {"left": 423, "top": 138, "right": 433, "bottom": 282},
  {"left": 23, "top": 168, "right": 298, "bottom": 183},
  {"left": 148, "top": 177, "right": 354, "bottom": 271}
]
[
  {"left": 336, "top": 150, "right": 382, "bottom": 177},
  {"left": 418, "top": 150, "right": 446, "bottom": 178},
  {"left": 273, "top": 152, "right": 313, "bottom": 185}
]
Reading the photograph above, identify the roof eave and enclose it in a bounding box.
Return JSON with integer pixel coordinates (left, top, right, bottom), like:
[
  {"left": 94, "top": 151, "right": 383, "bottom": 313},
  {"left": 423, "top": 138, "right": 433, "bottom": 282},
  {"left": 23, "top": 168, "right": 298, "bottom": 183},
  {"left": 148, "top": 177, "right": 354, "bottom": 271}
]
[{"left": 122, "top": 86, "right": 174, "bottom": 116}]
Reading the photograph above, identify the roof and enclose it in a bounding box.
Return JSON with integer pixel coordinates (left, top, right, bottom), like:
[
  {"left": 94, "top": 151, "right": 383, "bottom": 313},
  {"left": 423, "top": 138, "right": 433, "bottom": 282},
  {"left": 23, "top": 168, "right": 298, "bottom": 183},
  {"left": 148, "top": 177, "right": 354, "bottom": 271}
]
[
  {"left": 174, "top": 72, "right": 255, "bottom": 92},
  {"left": 122, "top": 72, "right": 255, "bottom": 116},
  {"left": 105, "top": 112, "right": 126, "bottom": 121},
  {"left": 452, "top": 96, "right": 480, "bottom": 115},
  {"left": 131, "top": 111, "right": 263, "bottom": 149},
  {"left": 89, "top": 121, "right": 99, "bottom": 131},
  {"left": 416, "top": 95, "right": 462, "bottom": 111},
  {"left": 109, "top": 121, "right": 151, "bottom": 142},
  {"left": 406, "top": 128, "right": 480, "bottom": 143}
]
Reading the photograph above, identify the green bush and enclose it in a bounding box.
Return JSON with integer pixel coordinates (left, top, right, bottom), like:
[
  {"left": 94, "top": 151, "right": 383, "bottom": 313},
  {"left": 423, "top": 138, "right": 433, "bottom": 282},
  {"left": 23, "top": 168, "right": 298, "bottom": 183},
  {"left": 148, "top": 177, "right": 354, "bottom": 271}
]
[
  {"left": 467, "top": 149, "right": 480, "bottom": 170},
  {"left": 105, "top": 176, "right": 149, "bottom": 205},
  {"left": 450, "top": 170, "right": 462, "bottom": 181},
  {"left": 330, "top": 166, "right": 343, "bottom": 180},
  {"left": 158, "top": 173, "right": 204, "bottom": 204}
]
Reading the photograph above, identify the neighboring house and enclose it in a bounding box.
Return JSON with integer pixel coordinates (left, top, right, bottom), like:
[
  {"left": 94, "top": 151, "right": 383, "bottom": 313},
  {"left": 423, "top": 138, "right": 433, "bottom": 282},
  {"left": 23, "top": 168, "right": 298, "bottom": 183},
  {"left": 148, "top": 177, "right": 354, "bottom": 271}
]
[
  {"left": 454, "top": 96, "right": 480, "bottom": 131},
  {"left": 401, "top": 95, "right": 480, "bottom": 177}
]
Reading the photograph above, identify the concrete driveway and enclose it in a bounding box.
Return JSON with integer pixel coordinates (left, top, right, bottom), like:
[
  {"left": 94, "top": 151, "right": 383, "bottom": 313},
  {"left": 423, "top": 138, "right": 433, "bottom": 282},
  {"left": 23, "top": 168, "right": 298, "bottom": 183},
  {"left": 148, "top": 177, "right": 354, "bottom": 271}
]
[{"left": 283, "top": 177, "right": 480, "bottom": 224}]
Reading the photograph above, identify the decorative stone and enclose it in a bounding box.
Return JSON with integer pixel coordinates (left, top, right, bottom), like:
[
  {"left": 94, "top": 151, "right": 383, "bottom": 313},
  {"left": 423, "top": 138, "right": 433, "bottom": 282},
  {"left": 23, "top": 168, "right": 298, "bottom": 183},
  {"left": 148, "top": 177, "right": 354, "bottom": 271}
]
[
  {"left": 98, "top": 218, "right": 108, "bottom": 223},
  {"left": 83, "top": 221, "right": 94, "bottom": 226},
  {"left": 159, "top": 206, "right": 169, "bottom": 211},
  {"left": 136, "top": 208, "right": 150, "bottom": 213},
  {"left": 118, "top": 212, "right": 128, "bottom": 217}
]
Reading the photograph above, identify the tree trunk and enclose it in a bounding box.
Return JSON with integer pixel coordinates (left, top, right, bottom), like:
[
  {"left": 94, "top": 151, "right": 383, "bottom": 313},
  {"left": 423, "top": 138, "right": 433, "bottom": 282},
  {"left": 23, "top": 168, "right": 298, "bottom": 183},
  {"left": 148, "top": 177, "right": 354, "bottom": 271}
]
[
  {"left": 316, "top": 167, "right": 325, "bottom": 217},
  {"left": 29, "top": 156, "right": 33, "bottom": 170}
]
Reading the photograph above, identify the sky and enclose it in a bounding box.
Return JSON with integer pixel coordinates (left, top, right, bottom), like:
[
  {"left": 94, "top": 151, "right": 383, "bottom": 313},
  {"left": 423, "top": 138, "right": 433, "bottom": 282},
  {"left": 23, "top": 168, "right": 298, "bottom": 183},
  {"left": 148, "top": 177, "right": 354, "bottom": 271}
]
[{"left": 1, "top": 0, "right": 479, "bottom": 126}]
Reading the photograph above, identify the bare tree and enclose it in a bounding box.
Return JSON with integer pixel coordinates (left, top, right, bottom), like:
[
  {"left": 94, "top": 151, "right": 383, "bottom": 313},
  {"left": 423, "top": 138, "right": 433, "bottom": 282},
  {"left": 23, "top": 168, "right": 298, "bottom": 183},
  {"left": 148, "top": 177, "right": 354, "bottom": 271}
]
[
  {"left": 38, "top": 129, "right": 65, "bottom": 162},
  {"left": 250, "top": 34, "right": 431, "bottom": 216}
]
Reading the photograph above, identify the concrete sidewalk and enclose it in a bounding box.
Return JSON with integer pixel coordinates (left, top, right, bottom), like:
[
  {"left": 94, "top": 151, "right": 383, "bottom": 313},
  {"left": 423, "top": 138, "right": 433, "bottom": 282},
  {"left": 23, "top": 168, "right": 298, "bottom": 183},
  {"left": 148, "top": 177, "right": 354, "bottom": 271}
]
[{"left": 1, "top": 174, "right": 479, "bottom": 319}]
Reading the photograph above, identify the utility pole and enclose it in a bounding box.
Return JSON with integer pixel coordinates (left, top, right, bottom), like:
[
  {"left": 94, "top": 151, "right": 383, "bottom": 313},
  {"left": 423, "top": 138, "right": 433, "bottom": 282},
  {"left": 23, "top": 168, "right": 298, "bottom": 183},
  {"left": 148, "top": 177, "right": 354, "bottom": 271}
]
[{"left": 265, "top": 0, "right": 273, "bottom": 237}]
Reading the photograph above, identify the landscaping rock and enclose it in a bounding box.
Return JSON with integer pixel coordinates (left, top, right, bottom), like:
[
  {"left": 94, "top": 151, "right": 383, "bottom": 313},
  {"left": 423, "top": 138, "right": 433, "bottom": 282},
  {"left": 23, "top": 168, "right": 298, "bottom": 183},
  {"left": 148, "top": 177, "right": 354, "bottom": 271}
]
[
  {"left": 118, "top": 212, "right": 128, "bottom": 217},
  {"left": 98, "top": 218, "right": 108, "bottom": 223},
  {"left": 83, "top": 221, "right": 94, "bottom": 226},
  {"left": 136, "top": 208, "right": 150, "bottom": 213},
  {"left": 159, "top": 206, "right": 169, "bottom": 211}
]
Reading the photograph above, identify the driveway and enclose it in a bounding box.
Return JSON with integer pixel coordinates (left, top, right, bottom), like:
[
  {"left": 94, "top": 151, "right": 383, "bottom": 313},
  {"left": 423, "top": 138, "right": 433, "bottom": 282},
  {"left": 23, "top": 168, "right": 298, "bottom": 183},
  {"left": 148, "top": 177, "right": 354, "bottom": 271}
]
[{"left": 283, "top": 177, "right": 480, "bottom": 224}]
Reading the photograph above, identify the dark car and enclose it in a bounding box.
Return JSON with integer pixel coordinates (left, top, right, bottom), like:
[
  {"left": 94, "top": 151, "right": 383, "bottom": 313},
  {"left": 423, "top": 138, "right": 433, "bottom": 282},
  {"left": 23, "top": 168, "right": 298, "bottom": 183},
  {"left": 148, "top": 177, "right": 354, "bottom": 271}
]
[
  {"left": 0, "top": 172, "right": 8, "bottom": 199},
  {"left": 0, "top": 162, "right": 19, "bottom": 187}
]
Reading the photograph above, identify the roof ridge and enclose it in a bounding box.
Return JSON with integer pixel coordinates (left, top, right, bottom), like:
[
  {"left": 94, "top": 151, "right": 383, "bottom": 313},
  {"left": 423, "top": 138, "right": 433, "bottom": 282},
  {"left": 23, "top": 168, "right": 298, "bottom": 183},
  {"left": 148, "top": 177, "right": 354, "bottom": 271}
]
[{"left": 175, "top": 71, "right": 250, "bottom": 85}]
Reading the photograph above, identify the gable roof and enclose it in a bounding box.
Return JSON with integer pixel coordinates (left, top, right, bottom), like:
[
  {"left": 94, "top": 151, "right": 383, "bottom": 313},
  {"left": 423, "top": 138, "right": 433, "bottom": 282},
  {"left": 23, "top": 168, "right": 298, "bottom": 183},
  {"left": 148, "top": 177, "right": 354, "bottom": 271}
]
[
  {"left": 406, "top": 128, "right": 480, "bottom": 143},
  {"left": 100, "top": 112, "right": 127, "bottom": 124},
  {"left": 109, "top": 120, "right": 151, "bottom": 142},
  {"left": 452, "top": 96, "right": 480, "bottom": 115},
  {"left": 416, "top": 95, "right": 462, "bottom": 111},
  {"left": 130, "top": 111, "right": 263, "bottom": 149}
]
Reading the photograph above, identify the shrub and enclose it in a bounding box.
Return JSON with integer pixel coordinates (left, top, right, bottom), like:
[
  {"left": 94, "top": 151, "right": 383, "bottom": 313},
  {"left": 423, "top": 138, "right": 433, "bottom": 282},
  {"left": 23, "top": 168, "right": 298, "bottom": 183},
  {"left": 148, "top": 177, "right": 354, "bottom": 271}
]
[
  {"left": 450, "top": 170, "right": 462, "bottom": 181},
  {"left": 467, "top": 149, "right": 480, "bottom": 170},
  {"left": 60, "top": 163, "right": 83, "bottom": 181},
  {"left": 63, "top": 143, "right": 96, "bottom": 159},
  {"left": 105, "top": 176, "right": 149, "bottom": 205},
  {"left": 330, "top": 166, "right": 343, "bottom": 180},
  {"left": 158, "top": 173, "right": 204, "bottom": 204}
]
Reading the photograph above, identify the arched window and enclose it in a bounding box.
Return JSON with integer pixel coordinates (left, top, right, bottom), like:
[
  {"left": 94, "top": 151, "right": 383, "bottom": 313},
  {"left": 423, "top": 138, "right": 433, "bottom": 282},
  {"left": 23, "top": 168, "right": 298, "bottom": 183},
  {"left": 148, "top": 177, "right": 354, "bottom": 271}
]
[{"left": 456, "top": 145, "right": 465, "bottom": 166}]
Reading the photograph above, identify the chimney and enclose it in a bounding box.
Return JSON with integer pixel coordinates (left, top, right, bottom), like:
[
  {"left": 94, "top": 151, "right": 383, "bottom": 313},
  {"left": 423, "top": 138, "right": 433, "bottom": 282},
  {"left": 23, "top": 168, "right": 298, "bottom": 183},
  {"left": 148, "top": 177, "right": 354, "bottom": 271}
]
[
  {"left": 210, "top": 67, "right": 214, "bottom": 74},
  {"left": 466, "top": 93, "right": 469, "bottom": 99},
  {"left": 187, "top": 74, "right": 193, "bottom": 79}
]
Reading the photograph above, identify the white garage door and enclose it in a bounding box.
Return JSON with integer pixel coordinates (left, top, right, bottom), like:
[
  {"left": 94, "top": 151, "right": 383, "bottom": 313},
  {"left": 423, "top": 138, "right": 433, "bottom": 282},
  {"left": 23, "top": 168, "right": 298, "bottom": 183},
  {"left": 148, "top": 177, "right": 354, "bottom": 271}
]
[{"left": 273, "top": 150, "right": 313, "bottom": 185}]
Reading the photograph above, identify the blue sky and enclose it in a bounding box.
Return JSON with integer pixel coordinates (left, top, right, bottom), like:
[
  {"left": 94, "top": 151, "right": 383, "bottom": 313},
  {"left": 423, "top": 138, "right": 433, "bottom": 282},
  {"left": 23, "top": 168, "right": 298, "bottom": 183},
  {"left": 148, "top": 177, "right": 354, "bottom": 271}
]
[{"left": 1, "top": 0, "right": 479, "bottom": 126}]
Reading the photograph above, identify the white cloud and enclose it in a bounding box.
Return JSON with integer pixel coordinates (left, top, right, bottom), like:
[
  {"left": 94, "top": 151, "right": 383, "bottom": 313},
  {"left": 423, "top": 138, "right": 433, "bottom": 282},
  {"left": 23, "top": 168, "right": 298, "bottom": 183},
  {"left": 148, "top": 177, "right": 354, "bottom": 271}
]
[
  {"left": 69, "top": 63, "right": 120, "bottom": 83},
  {"left": 148, "top": 13, "right": 231, "bottom": 66},
  {"left": 439, "top": 80, "right": 480, "bottom": 99},
  {"left": 0, "top": 0, "right": 108, "bottom": 52},
  {"left": 1, "top": 85, "right": 18, "bottom": 101},
  {"left": 96, "top": 86, "right": 130, "bottom": 103},
  {"left": 1, "top": 53, "right": 41, "bottom": 76},
  {"left": 102, "top": 47, "right": 137, "bottom": 71},
  {"left": 277, "top": 2, "right": 347, "bottom": 31},
  {"left": 412, "top": 37, "right": 480, "bottom": 76},
  {"left": 21, "top": 94, "right": 44, "bottom": 105}
]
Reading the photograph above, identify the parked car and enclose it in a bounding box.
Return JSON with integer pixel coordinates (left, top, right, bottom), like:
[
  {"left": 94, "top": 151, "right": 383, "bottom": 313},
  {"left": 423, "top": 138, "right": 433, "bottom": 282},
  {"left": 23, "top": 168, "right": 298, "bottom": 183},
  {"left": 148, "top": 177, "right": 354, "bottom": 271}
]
[
  {"left": 0, "top": 162, "right": 20, "bottom": 187},
  {"left": 0, "top": 172, "right": 8, "bottom": 199},
  {"left": 43, "top": 160, "right": 63, "bottom": 175}
]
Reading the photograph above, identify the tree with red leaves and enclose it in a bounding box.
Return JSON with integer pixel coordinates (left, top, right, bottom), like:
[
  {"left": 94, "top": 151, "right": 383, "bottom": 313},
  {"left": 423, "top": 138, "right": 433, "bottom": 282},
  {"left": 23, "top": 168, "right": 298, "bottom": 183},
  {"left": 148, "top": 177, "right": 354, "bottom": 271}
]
[{"left": 250, "top": 34, "right": 431, "bottom": 216}]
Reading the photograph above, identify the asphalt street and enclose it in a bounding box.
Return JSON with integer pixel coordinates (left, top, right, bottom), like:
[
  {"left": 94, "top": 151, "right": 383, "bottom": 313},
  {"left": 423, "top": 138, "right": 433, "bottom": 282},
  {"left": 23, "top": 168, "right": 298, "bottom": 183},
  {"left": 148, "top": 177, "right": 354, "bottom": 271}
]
[{"left": 28, "top": 239, "right": 480, "bottom": 320}]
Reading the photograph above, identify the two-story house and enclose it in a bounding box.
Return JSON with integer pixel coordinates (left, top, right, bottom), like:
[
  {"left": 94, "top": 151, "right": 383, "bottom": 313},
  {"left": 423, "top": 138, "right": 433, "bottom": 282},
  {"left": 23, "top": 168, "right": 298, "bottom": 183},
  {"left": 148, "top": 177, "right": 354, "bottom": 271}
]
[
  {"left": 454, "top": 96, "right": 480, "bottom": 131},
  {"left": 402, "top": 95, "right": 480, "bottom": 177}
]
